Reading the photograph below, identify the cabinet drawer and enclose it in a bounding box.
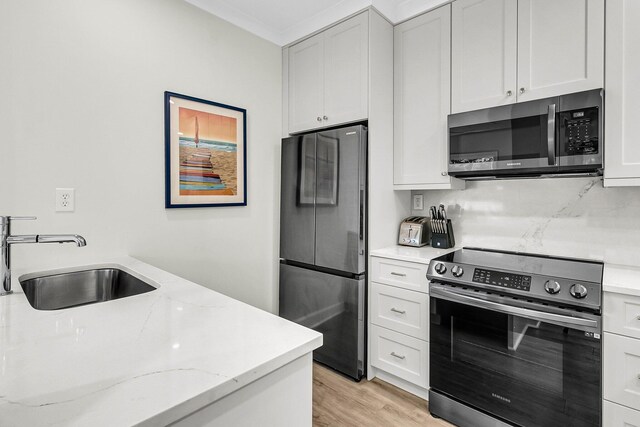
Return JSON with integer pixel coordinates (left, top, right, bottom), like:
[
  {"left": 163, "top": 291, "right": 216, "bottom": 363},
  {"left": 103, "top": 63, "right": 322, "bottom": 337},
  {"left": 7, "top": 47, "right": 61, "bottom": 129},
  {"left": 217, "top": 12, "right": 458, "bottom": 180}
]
[
  {"left": 604, "top": 399, "right": 640, "bottom": 426},
  {"left": 371, "top": 282, "right": 428, "bottom": 340},
  {"left": 604, "top": 333, "right": 640, "bottom": 410},
  {"left": 370, "top": 324, "right": 428, "bottom": 388},
  {"left": 371, "top": 257, "right": 428, "bottom": 293},
  {"left": 605, "top": 292, "right": 640, "bottom": 339}
]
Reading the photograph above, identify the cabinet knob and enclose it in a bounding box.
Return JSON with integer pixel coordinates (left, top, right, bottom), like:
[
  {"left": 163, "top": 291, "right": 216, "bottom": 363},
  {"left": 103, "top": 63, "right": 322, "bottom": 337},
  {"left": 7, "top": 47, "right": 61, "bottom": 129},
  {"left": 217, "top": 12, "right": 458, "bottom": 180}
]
[
  {"left": 323, "top": 115, "right": 328, "bottom": 121},
  {"left": 317, "top": 116, "right": 322, "bottom": 122},
  {"left": 519, "top": 87, "right": 526, "bottom": 95},
  {"left": 506, "top": 90, "right": 513, "bottom": 97},
  {"left": 441, "top": 172, "right": 447, "bottom": 176}
]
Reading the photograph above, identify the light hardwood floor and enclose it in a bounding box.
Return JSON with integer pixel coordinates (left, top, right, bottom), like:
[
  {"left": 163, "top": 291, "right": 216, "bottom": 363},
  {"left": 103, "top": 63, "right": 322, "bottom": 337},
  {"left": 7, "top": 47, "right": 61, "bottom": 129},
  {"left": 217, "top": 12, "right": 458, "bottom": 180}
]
[{"left": 313, "top": 363, "right": 454, "bottom": 427}]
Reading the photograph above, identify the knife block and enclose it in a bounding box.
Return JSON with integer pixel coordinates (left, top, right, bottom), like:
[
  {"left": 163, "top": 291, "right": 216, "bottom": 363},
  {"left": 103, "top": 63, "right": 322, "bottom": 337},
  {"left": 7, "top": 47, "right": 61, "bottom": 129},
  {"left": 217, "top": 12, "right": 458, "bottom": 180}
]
[{"left": 431, "top": 220, "right": 455, "bottom": 249}]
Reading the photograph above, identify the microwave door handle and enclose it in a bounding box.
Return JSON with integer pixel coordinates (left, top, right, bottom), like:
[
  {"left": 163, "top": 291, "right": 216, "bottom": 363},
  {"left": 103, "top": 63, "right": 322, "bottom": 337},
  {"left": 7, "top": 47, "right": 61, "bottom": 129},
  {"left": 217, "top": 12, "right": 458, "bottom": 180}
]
[
  {"left": 429, "top": 285, "right": 598, "bottom": 331},
  {"left": 547, "top": 103, "right": 557, "bottom": 166}
]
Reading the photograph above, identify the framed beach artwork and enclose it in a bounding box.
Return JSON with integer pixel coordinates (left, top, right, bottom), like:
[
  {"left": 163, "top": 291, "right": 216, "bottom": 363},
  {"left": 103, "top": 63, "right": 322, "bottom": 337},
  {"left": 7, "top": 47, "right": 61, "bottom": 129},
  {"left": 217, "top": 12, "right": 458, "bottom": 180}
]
[{"left": 164, "top": 92, "right": 247, "bottom": 208}]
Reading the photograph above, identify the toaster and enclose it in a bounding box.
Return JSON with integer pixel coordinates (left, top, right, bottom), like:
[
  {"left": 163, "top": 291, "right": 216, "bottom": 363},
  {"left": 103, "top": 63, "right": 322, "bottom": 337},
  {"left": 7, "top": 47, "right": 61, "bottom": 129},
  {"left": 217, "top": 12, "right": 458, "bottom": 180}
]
[{"left": 398, "top": 216, "right": 430, "bottom": 247}]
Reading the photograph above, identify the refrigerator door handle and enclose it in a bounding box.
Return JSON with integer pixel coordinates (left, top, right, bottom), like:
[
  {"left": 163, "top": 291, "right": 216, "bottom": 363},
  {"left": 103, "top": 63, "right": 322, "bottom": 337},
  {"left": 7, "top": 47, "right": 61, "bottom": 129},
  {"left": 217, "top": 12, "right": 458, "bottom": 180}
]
[{"left": 359, "top": 189, "right": 364, "bottom": 240}]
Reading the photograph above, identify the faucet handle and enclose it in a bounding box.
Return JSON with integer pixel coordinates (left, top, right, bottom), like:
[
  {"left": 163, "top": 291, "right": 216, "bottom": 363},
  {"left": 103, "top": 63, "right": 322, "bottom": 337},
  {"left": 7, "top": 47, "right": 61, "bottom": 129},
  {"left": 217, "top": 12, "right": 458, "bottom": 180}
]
[{"left": 1, "top": 216, "right": 37, "bottom": 226}]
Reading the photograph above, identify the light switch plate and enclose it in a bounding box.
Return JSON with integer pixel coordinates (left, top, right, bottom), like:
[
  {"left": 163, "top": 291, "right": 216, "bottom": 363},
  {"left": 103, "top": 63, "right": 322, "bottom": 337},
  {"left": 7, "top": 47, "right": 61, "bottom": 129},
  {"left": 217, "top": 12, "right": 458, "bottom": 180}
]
[
  {"left": 413, "top": 194, "right": 424, "bottom": 210},
  {"left": 56, "top": 188, "right": 75, "bottom": 212}
]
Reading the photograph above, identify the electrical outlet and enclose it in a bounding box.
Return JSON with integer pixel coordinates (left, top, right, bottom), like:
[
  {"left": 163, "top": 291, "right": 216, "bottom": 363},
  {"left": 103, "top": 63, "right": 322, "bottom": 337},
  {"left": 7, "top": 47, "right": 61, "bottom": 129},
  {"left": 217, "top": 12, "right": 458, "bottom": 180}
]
[
  {"left": 56, "top": 188, "right": 75, "bottom": 212},
  {"left": 413, "top": 194, "right": 424, "bottom": 210}
]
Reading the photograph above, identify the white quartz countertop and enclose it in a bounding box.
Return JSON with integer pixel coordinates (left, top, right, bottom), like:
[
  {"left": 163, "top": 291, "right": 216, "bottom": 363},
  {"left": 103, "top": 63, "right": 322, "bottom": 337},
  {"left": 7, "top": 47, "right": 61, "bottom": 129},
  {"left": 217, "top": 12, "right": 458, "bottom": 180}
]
[
  {"left": 370, "top": 245, "right": 458, "bottom": 265},
  {"left": 603, "top": 263, "right": 640, "bottom": 296},
  {"left": 372, "top": 246, "right": 640, "bottom": 299},
  {"left": 0, "top": 257, "right": 322, "bottom": 427}
]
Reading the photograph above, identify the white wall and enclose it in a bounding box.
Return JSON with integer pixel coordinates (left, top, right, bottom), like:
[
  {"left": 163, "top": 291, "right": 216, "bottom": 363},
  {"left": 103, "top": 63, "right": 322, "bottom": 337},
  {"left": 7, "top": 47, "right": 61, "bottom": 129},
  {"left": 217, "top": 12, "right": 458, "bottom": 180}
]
[
  {"left": 1, "top": 0, "right": 282, "bottom": 312},
  {"left": 412, "top": 178, "right": 640, "bottom": 266}
]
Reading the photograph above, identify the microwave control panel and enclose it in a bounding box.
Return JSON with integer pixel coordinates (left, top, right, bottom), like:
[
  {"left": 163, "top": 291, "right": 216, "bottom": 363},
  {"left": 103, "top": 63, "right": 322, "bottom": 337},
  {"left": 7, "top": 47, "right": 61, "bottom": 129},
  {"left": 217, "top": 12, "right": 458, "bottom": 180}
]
[
  {"left": 560, "top": 107, "right": 599, "bottom": 155},
  {"left": 472, "top": 268, "right": 531, "bottom": 291}
]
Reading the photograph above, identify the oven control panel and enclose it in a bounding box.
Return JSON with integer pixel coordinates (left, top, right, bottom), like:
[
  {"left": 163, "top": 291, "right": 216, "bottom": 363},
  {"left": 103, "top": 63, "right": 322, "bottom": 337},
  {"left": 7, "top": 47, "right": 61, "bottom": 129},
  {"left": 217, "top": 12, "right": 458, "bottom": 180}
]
[{"left": 472, "top": 268, "right": 531, "bottom": 291}]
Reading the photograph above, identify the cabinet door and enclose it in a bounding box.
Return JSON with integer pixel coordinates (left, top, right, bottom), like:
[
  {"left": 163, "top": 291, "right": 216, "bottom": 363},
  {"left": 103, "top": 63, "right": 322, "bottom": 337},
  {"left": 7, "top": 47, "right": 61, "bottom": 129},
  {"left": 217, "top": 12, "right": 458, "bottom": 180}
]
[
  {"left": 323, "top": 12, "right": 368, "bottom": 128},
  {"left": 288, "top": 33, "right": 324, "bottom": 134},
  {"left": 394, "top": 6, "right": 453, "bottom": 187},
  {"left": 604, "top": 0, "right": 640, "bottom": 186},
  {"left": 603, "top": 400, "right": 640, "bottom": 427},
  {"left": 451, "top": 0, "right": 517, "bottom": 113},
  {"left": 517, "top": 0, "right": 604, "bottom": 102},
  {"left": 604, "top": 333, "right": 640, "bottom": 411}
]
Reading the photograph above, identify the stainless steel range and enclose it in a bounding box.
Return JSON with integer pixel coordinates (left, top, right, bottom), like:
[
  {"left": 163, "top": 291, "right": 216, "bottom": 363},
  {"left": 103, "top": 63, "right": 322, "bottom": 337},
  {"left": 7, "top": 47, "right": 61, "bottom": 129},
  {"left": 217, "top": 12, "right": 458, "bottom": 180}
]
[{"left": 427, "top": 247, "right": 603, "bottom": 427}]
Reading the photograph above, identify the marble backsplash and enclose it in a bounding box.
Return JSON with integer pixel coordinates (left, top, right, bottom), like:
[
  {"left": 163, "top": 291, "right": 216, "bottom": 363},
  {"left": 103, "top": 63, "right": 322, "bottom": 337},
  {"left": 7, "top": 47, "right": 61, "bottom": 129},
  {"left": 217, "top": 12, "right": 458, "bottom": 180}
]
[{"left": 411, "top": 177, "right": 640, "bottom": 266}]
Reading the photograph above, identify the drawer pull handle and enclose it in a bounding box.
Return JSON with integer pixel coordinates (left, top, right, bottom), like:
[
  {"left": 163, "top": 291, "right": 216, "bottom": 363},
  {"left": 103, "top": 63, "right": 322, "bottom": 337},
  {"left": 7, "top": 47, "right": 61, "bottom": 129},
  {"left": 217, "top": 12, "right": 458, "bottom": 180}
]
[
  {"left": 636, "top": 315, "right": 640, "bottom": 320},
  {"left": 637, "top": 374, "right": 640, "bottom": 380},
  {"left": 390, "top": 272, "right": 406, "bottom": 277},
  {"left": 390, "top": 308, "right": 406, "bottom": 314},
  {"left": 390, "top": 352, "right": 406, "bottom": 360}
]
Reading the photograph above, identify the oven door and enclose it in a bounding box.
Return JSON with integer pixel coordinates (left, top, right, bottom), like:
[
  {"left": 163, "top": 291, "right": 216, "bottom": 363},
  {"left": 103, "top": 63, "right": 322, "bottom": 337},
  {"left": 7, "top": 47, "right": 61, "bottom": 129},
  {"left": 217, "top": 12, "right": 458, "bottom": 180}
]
[
  {"left": 448, "top": 96, "right": 560, "bottom": 178},
  {"left": 429, "top": 283, "right": 601, "bottom": 427}
]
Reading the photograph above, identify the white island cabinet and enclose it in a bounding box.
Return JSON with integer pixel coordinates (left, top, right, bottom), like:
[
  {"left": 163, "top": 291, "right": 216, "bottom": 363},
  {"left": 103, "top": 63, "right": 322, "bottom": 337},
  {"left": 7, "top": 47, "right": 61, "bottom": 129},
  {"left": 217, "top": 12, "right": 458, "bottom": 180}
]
[
  {"left": 0, "top": 257, "right": 322, "bottom": 427},
  {"left": 451, "top": 0, "right": 604, "bottom": 113}
]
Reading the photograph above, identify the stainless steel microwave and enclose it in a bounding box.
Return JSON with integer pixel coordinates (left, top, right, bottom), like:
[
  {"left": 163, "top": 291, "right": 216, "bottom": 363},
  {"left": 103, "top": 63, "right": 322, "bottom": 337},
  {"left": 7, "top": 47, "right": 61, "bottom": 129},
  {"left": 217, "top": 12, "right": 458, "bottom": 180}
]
[{"left": 448, "top": 89, "right": 603, "bottom": 179}]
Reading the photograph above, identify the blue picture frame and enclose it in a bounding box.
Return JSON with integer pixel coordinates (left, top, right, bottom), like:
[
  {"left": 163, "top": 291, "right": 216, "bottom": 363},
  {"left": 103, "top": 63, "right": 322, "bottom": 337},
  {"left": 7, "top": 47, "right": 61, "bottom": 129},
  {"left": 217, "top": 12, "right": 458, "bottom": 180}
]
[{"left": 164, "top": 91, "right": 247, "bottom": 208}]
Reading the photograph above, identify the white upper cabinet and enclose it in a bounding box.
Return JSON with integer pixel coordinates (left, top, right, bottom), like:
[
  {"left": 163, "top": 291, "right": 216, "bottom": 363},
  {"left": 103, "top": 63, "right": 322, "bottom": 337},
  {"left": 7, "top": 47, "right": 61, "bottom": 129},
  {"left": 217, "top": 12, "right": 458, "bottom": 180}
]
[
  {"left": 394, "top": 5, "right": 463, "bottom": 189},
  {"left": 287, "top": 12, "right": 368, "bottom": 134},
  {"left": 451, "top": 0, "right": 517, "bottom": 113},
  {"left": 323, "top": 13, "right": 369, "bottom": 129},
  {"left": 604, "top": 0, "right": 640, "bottom": 186},
  {"left": 517, "top": 0, "right": 604, "bottom": 102},
  {"left": 452, "top": 0, "right": 604, "bottom": 113},
  {"left": 288, "top": 34, "right": 324, "bottom": 134}
]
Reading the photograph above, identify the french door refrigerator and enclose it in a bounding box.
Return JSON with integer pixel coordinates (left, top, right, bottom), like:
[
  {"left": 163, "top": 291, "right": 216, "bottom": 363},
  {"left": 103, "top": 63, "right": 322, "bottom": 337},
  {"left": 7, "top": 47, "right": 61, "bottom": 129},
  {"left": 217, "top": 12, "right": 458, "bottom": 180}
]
[{"left": 279, "top": 124, "right": 367, "bottom": 380}]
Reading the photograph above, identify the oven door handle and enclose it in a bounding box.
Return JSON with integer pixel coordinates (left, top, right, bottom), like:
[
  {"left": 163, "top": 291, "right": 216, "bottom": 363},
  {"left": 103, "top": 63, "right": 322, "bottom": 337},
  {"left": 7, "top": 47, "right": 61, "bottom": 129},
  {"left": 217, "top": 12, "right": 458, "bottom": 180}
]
[{"left": 430, "top": 285, "right": 598, "bottom": 331}]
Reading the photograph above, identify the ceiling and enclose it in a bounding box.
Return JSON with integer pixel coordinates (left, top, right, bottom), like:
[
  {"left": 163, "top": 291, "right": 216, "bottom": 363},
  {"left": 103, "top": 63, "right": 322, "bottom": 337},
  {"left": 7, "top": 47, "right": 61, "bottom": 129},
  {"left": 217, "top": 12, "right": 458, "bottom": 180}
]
[{"left": 184, "top": 0, "right": 449, "bottom": 46}]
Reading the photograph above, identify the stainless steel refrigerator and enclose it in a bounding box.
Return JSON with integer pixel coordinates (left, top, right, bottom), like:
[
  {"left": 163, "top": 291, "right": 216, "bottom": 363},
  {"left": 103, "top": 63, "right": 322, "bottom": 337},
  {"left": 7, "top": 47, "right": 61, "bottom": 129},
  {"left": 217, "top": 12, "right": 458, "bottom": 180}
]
[{"left": 279, "top": 124, "right": 366, "bottom": 380}]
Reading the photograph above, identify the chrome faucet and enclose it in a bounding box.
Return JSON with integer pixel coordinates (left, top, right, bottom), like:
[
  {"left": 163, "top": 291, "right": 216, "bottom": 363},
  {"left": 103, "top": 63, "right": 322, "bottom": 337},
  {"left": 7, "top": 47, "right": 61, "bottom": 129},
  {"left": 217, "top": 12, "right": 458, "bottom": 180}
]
[{"left": 1, "top": 216, "right": 87, "bottom": 296}]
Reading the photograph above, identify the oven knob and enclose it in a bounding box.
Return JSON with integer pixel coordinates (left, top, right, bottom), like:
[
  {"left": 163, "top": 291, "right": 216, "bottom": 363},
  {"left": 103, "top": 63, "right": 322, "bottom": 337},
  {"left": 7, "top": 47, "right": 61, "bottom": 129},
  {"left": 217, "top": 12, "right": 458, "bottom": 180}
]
[
  {"left": 570, "top": 284, "right": 588, "bottom": 299},
  {"left": 452, "top": 265, "right": 464, "bottom": 277},
  {"left": 544, "top": 280, "right": 561, "bottom": 294},
  {"left": 434, "top": 263, "right": 447, "bottom": 274}
]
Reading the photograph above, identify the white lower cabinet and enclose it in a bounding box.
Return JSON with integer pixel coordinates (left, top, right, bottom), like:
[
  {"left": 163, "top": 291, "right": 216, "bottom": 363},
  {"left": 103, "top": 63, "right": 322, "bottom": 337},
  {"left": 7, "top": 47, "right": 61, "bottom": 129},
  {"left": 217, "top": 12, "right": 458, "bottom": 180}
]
[
  {"left": 370, "top": 324, "right": 428, "bottom": 388},
  {"left": 604, "top": 400, "right": 640, "bottom": 426},
  {"left": 369, "top": 255, "right": 431, "bottom": 398},
  {"left": 371, "top": 257, "right": 429, "bottom": 293},
  {"left": 604, "top": 289, "right": 640, "bottom": 421},
  {"left": 604, "top": 333, "right": 640, "bottom": 410},
  {"left": 371, "top": 282, "right": 428, "bottom": 340}
]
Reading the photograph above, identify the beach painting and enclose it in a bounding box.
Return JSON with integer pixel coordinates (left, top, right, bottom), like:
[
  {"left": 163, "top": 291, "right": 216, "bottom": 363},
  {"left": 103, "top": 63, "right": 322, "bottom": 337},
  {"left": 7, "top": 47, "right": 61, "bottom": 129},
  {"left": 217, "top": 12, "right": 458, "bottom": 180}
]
[{"left": 165, "top": 92, "right": 247, "bottom": 208}]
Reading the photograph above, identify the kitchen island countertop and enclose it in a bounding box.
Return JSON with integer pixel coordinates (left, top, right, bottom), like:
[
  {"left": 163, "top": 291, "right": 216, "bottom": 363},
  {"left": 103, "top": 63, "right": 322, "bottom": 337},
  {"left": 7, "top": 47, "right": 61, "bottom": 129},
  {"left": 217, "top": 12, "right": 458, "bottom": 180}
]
[{"left": 0, "top": 257, "right": 322, "bottom": 426}]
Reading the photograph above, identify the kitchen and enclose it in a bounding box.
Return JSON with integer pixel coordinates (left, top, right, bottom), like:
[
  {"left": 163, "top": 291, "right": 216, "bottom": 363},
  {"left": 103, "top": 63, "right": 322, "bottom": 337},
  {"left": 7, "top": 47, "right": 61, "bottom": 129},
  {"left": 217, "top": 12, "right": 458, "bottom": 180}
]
[{"left": 2, "top": 0, "right": 640, "bottom": 426}]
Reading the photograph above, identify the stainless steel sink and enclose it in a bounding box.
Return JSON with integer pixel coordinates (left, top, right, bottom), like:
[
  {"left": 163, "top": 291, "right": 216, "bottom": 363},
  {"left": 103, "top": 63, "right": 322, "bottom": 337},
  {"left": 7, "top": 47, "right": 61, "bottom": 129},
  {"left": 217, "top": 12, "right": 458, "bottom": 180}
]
[{"left": 19, "top": 268, "right": 157, "bottom": 310}]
